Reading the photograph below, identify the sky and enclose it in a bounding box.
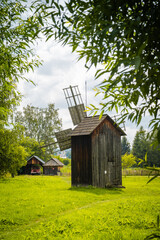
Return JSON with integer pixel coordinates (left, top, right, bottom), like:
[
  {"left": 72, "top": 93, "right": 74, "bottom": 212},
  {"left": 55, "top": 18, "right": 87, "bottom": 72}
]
[{"left": 18, "top": 38, "right": 150, "bottom": 147}]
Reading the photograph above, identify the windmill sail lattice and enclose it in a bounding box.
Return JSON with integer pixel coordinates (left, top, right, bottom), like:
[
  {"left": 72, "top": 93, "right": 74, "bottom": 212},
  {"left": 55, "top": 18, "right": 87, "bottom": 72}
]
[
  {"left": 55, "top": 128, "right": 72, "bottom": 151},
  {"left": 63, "top": 85, "right": 87, "bottom": 126},
  {"left": 40, "top": 85, "right": 86, "bottom": 151}
]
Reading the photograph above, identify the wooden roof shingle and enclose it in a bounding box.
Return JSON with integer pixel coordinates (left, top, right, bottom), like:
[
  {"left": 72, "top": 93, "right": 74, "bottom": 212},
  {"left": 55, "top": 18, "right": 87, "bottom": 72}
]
[
  {"left": 70, "top": 115, "right": 126, "bottom": 136},
  {"left": 43, "top": 158, "right": 64, "bottom": 167}
]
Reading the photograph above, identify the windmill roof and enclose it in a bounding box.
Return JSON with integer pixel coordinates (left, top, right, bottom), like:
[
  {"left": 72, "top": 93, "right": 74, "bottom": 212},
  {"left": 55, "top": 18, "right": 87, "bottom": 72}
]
[
  {"left": 70, "top": 115, "right": 126, "bottom": 136},
  {"left": 43, "top": 158, "right": 64, "bottom": 167},
  {"left": 27, "top": 155, "right": 45, "bottom": 164}
]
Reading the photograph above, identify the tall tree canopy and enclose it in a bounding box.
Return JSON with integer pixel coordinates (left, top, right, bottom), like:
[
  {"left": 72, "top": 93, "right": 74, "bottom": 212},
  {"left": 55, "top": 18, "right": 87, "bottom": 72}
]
[
  {"left": 20, "top": 137, "right": 46, "bottom": 160},
  {"left": 0, "top": 0, "right": 42, "bottom": 176},
  {"left": 0, "top": 126, "right": 27, "bottom": 177},
  {"left": 0, "top": 0, "right": 41, "bottom": 127},
  {"left": 121, "top": 136, "right": 130, "bottom": 155},
  {"left": 14, "top": 104, "right": 62, "bottom": 159},
  {"left": 132, "top": 126, "right": 160, "bottom": 167},
  {"left": 34, "top": 0, "right": 160, "bottom": 142},
  {"left": 132, "top": 126, "right": 148, "bottom": 161}
]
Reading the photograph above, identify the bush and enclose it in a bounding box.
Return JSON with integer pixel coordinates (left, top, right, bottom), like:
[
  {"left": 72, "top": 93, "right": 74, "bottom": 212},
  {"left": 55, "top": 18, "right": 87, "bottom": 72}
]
[{"left": 122, "top": 153, "right": 137, "bottom": 169}]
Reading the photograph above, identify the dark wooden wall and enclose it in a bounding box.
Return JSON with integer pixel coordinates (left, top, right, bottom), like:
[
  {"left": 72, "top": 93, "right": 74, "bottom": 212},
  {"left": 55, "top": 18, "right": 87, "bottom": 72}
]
[
  {"left": 71, "top": 135, "right": 92, "bottom": 186},
  {"left": 43, "top": 167, "right": 58, "bottom": 175},
  {"left": 91, "top": 119, "right": 122, "bottom": 187}
]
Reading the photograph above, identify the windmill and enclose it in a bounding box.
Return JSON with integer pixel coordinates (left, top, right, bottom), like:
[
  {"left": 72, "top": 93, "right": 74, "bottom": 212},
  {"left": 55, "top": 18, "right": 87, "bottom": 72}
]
[{"left": 40, "top": 85, "right": 126, "bottom": 187}]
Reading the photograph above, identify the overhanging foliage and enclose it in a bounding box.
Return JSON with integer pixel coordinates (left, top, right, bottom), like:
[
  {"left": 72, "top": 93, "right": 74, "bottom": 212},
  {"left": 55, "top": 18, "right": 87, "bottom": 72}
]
[{"left": 33, "top": 0, "right": 160, "bottom": 142}]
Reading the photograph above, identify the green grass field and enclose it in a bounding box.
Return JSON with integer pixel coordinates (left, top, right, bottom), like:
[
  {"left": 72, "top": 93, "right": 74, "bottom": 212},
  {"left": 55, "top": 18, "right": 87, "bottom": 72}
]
[{"left": 0, "top": 176, "right": 159, "bottom": 240}]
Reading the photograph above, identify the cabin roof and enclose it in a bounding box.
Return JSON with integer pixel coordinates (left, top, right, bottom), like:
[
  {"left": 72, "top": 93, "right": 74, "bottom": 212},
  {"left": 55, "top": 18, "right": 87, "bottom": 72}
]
[
  {"left": 43, "top": 158, "right": 64, "bottom": 167},
  {"left": 27, "top": 155, "right": 45, "bottom": 164},
  {"left": 70, "top": 115, "right": 126, "bottom": 136}
]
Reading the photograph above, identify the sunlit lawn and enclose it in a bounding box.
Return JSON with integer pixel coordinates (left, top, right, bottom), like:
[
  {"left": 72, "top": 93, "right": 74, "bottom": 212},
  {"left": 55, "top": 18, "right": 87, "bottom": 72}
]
[{"left": 0, "top": 175, "right": 160, "bottom": 239}]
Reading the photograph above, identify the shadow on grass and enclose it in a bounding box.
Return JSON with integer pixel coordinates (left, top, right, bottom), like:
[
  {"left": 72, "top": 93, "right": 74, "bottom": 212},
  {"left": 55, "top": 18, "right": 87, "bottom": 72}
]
[
  {"left": 0, "top": 177, "right": 11, "bottom": 183},
  {"left": 68, "top": 186, "right": 124, "bottom": 195}
]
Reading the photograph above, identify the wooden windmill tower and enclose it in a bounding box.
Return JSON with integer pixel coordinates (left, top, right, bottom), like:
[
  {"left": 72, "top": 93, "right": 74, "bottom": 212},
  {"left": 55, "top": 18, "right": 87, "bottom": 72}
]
[{"left": 42, "top": 85, "right": 126, "bottom": 188}]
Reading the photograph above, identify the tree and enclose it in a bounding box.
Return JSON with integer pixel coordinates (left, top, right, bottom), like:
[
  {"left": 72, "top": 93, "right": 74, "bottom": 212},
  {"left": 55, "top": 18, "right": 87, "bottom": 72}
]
[
  {"left": 20, "top": 137, "right": 46, "bottom": 160},
  {"left": 34, "top": 0, "right": 160, "bottom": 142},
  {"left": 132, "top": 126, "right": 160, "bottom": 167},
  {"left": 0, "top": 0, "right": 41, "bottom": 127},
  {"left": 132, "top": 126, "right": 148, "bottom": 160},
  {"left": 0, "top": 125, "right": 27, "bottom": 177},
  {"left": 121, "top": 153, "right": 136, "bottom": 169},
  {"left": 121, "top": 136, "right": 130, "bottom": 155},
  {"left": 54, "top": 155, "right": 71, "bottom": 166},
  {"left": 0, "top": 1, "right": 43, "bottom": 177},
  {"left": 14, "top": 104, "right": 62, "bottom": 159},
  {"left": 146, "top": 130, "right": 160, "bottom": 167}
]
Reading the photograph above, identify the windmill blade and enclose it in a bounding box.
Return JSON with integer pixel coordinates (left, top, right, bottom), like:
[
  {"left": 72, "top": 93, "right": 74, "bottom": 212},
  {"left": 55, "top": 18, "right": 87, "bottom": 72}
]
[
  {"left": 55, "top": 128, "right": 72, "bottom": 151},
  {"left": 39, "top": 142, "right": 58, "bottom": 148},
  {"left": 40, "top": 129, "right": 72, "bottom": 151},
  {"left": 68, "top": 104, "right": 86, "bottom": 126},
  {"left": 63, "top": 85, "right": 87, "bottom": 125}
]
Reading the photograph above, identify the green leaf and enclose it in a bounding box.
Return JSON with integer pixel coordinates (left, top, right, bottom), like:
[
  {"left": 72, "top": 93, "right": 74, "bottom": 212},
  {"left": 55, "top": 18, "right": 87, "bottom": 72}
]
[
  {"left": 38, "top": 14, "right": 44, "bottom": 26},
  {"left": 99, "top": 110, "right": 104, "bottom": 119},
  {"left": 115, "top": 104, "right": 118, "bottom": 113},
  {"left": 92, "top": 110, "right": 98, "bottom": 117},
  {"left": 46, "top": 34, "right": 54, "bottom": 41},
  {"left": 145, "top": 152, "right": 147, "bottom": 162},
  {"left": 134, "top": 56, "right": 141, "bottom": 70}
]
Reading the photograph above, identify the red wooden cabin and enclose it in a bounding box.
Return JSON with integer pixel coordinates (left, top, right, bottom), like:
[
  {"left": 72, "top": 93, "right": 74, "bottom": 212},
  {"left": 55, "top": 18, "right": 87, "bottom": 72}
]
[{"left": 21, "top": 155, "right": 45, "bottom": 175}]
